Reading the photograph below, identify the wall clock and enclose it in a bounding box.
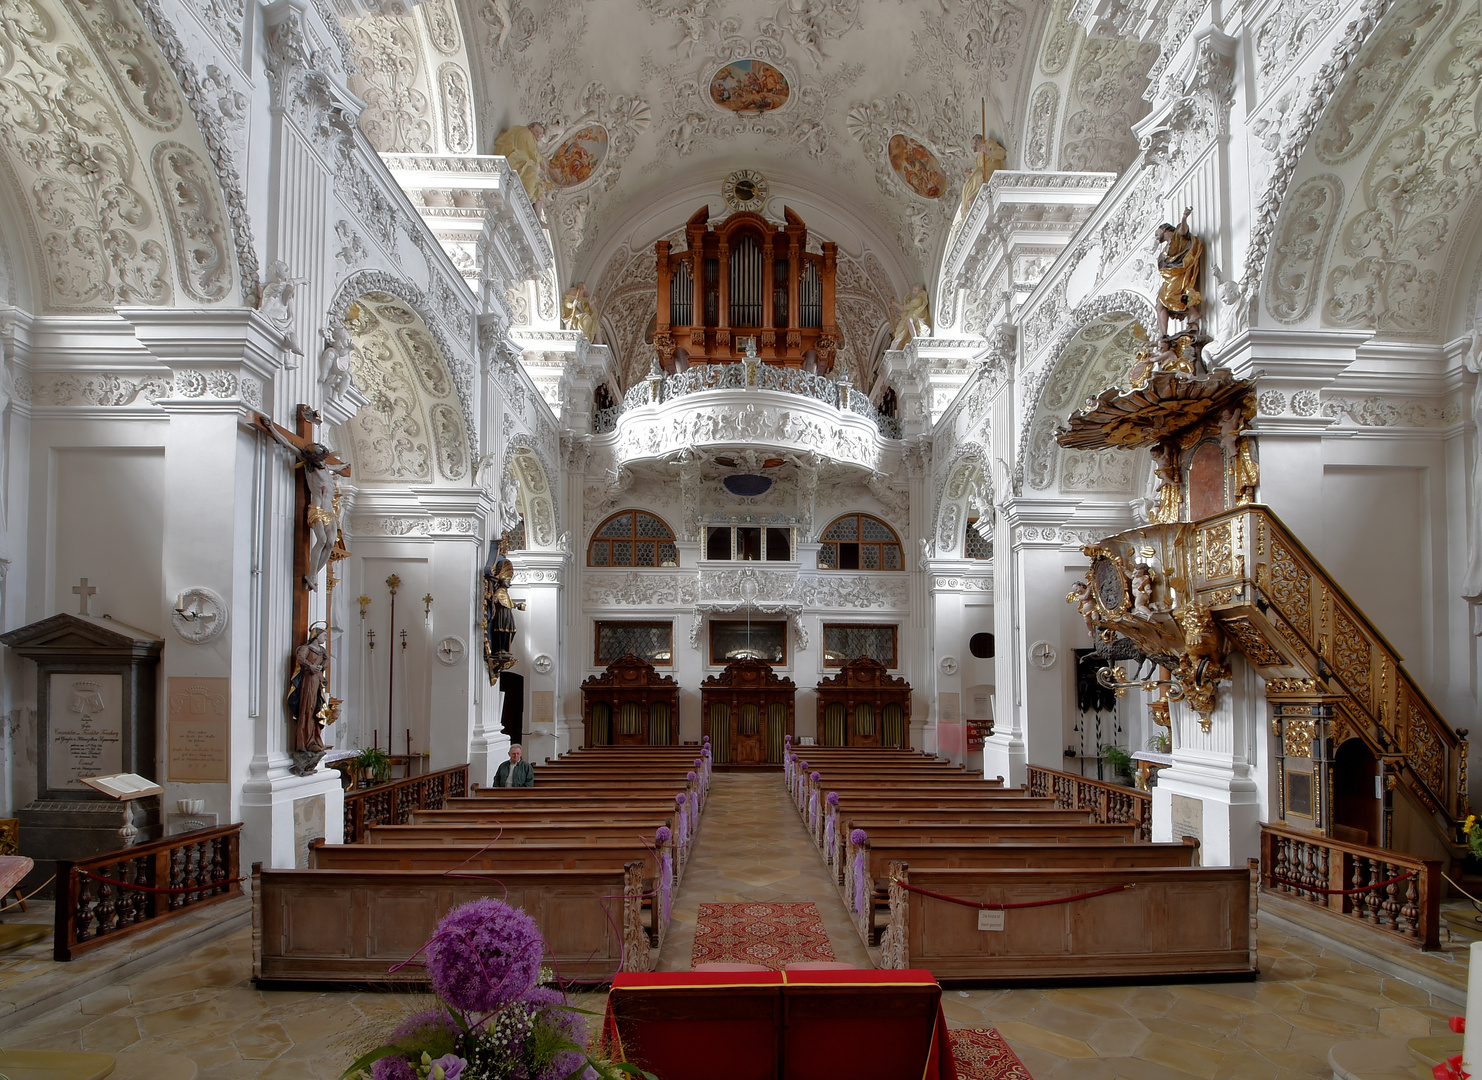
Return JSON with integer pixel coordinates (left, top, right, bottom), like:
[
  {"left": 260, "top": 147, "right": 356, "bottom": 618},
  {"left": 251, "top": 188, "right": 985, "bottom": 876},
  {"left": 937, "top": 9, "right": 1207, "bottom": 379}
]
[
  {"left": 435, "top": 636, "right": 467, "bottom": 666},
  {"left": 723, "top": 170, "right": 768, "bottom": 213}
]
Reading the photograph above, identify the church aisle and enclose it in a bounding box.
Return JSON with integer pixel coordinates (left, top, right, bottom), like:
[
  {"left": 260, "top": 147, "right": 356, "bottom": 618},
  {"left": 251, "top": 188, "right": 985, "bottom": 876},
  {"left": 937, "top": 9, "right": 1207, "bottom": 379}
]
[{"left": 658, "top": 770, "right": 872, "bottom": 970}]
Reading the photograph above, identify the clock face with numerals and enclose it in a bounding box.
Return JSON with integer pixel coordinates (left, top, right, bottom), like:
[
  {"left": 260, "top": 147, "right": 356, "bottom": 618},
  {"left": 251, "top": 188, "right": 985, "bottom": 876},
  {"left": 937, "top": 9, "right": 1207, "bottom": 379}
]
[
  {"left": 723, "top": 170, "right": 768, "bottom": 212},
  {"left": 435, "top": 636, "right": 467, "bottom": 666}
]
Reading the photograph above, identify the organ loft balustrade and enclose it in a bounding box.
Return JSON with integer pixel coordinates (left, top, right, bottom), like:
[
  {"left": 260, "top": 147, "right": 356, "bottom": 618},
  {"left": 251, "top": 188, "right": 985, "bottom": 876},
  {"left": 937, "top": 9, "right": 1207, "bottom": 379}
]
[{"left": 654, "top": 205, "right": 838, "bottom": 373}]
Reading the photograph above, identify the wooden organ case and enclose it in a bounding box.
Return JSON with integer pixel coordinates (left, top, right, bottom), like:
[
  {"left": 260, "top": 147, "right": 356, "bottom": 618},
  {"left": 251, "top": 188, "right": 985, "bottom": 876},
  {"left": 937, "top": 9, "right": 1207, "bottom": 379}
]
[
  {"left": 815, "top": 658, "right": 912, "bottom": 749},
  {"left": 654, "top": 206, "right": 838, "bottom": 372},
  {"left": 701, "top": 660, "right": 796, "bottom": 766},
  {"left": 581, "top": 655, "right": 680, "bottom": 747}
]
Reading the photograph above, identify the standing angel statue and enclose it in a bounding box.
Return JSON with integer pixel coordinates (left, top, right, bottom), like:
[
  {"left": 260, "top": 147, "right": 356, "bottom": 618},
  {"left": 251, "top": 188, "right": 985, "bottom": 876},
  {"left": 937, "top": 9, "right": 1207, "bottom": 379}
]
[
  {"left": 561, "top": 283, "right": 599, "bottom": 342},
  {"left": 494, "top": 122, "right": 549, "bottom": 219},
  {"left": 958, "top": 134, "right": 1007, "bottom": 222},
  {"left": 1155, "top": 207, "right": 1205, "bottom": 340}
]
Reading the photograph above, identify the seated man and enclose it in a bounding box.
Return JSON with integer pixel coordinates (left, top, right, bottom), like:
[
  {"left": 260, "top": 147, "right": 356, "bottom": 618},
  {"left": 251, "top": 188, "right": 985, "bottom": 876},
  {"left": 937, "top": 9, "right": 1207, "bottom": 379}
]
[{"left": 494, "top": 743, "right": 534, "bottom": 787}]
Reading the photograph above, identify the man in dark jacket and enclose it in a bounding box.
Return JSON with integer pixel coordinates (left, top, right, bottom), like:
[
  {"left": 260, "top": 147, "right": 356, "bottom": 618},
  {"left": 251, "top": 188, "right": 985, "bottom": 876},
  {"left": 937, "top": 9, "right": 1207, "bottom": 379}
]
[{"left": 494, "top": 743, "right": 534, "bottom": 787}]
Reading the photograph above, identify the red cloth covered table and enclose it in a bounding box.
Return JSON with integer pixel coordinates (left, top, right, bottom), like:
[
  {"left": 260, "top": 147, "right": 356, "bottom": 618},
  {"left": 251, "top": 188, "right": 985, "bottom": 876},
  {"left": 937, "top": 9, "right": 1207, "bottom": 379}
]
[{"left": 604, "top": 968, "right": 957, "bottom": 1080}]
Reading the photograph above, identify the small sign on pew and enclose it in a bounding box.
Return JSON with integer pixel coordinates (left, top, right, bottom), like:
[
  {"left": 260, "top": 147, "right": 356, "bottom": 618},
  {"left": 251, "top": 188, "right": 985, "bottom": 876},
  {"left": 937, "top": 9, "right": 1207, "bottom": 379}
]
[{"left": 977, "top": 909, "right": 1004, "bottom": 931}]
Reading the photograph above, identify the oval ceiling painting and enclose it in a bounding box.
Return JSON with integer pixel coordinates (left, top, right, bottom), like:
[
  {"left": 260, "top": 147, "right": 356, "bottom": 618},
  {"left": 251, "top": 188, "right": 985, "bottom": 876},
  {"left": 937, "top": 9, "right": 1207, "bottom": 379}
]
[
  {"left": 888, "top": 134, "right": 947, "bottom": 199},
  {"left": 709, "top": 60, "right": 790, "bottom": 113},
  {"left": 547, "top": 124, "right": 608, "bottom": 188}
]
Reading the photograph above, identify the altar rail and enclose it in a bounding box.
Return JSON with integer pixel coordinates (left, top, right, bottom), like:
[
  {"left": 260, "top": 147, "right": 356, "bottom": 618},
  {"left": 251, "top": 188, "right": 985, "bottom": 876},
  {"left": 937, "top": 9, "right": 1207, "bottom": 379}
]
[
  {"left": 344, "top": 763, "right": 468, "bottom": 843},
  {"left": 596, "top": 360, "right": 901, "bottom": 439},
  {"left": 1028, "top": 765, "right": 1152, "bottom": 842},
  {"left": 54, "top": 823, "right": 243, "bottom": 961},
  {"left": 1258, "top": 824, "right": 1441, "bottom": 951}
]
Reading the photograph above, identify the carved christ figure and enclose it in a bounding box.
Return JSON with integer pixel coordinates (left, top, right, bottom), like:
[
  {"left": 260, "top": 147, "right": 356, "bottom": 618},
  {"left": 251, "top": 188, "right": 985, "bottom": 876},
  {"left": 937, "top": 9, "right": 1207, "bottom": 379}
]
[
  {"left": 1155, "top": 207, "right": 1204, "bottom": 339},
  {"left": 257, "top": 417, "right": 343, "bottom": 591}
]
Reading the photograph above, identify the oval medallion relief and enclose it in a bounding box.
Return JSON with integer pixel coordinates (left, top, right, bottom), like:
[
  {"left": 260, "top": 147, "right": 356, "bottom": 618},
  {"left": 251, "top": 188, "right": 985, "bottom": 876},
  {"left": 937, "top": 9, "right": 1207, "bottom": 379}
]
[
  {"left": 888, "top": 134, "right": 947, "bottom": 199},
  {"left": 710, "top": 60, "right": 790, "bottom": 113},
  {"left": 548, "top": 124, "right": 608, "bottom": 188}
]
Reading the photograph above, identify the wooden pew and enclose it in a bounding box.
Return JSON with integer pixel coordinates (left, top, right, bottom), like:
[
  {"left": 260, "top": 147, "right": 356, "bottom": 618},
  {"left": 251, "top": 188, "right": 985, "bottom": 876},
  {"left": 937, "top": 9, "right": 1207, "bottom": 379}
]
[
  {"left": 253, "top": 862, "right": 649, "bottom": 983},
  {"left": 834, "top": 822, "right": 1136, "bottom": 880},
  {"left": 878, "top": 861, "right": 1258, "bottom": 983},
  {"left": 369, "top": 822, "right": 672, "bottom": 844}
]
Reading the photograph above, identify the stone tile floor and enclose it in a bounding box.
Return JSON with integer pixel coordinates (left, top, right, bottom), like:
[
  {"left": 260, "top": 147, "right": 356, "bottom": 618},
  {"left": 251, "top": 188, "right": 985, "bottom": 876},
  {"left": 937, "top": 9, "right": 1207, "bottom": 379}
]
[{"left": 0, "top": 772, "right": 1461, "bottom": 1079}]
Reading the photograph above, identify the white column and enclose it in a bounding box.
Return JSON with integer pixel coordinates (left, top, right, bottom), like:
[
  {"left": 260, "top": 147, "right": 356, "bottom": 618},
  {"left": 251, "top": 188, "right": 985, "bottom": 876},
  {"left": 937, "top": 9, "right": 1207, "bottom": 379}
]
[{"left": 510, "top": 551, "right": 566, "bottom": 764}]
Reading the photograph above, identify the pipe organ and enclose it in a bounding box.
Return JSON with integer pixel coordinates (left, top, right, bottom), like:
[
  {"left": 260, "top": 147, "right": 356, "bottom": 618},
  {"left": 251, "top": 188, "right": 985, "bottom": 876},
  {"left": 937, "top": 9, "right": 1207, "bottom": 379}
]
[{"left": 655, "top": 206, "right": 838, "bottom": 371}]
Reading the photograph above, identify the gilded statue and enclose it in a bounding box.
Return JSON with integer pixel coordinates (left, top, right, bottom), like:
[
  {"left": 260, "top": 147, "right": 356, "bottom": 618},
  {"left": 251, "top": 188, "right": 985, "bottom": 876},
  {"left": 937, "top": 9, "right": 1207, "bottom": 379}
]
[
  {"left": 286, "top": 625, "right": 330, "bottom": 754},
  {"left": 1155, "top": 207, "right": 1204, "bottom": 340},
  {"left": 958, "top": 134, "right": 1007, "bottom": 221},
  {"left": 481, "top": 537, "right": 527, "bottom": 684},
  {"left": 561, "top": 282, "right": 599, "bottom": 342},
  {"left": 494, "top": 122, "right": 549, "bottom": 217},
  {"left": 890, "top": 284, "right": 933, "bottom": 350},
  {"left": 1148, "top": 442, "right": 1181, "bottom": 524}
]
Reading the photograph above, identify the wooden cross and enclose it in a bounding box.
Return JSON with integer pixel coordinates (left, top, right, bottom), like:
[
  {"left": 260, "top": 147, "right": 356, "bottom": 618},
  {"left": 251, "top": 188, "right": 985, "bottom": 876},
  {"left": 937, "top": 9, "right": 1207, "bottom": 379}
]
[
  {"left": 253, "top": 405, "right": 351, "bottom": 650},
  {"left": 72, "top": 578, "right": 96, "bottom": 616}
]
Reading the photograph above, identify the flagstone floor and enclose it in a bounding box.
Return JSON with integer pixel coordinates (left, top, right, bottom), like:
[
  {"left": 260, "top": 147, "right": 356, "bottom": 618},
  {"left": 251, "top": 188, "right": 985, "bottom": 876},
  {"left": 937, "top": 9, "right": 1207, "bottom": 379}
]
[{"left": 0, "top": 771, "right": 1462, "bottom": 1079}]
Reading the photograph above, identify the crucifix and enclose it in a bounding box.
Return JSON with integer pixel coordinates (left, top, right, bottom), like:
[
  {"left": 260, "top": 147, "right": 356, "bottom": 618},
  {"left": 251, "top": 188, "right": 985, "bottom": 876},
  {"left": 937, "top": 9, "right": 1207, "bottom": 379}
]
[
  {"left": 254, "top": 405, "right": 352, "bottom": 759},
  {"left": 72, "top": 578, "right": 97, "bottom": 616}
]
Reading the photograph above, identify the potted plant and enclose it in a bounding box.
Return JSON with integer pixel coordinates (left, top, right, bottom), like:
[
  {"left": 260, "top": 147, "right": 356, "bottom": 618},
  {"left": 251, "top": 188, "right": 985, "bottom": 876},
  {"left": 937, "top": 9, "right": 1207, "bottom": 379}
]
[
  {"left": 1099, "top": 743, "right": 1134, "bottom": 784},
  {"left": 355, "top": 746, "right": 392, "bottom": 787}
]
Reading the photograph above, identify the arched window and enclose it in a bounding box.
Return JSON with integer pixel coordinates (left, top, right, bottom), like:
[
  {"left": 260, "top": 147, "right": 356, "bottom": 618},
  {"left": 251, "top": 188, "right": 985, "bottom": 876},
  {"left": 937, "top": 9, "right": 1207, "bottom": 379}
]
[
  {"left": 588, "top": 511, "right": 678, "bottom": 567},
  {"left": 817, "top": 514, "right": 902, "bottom": 571}
]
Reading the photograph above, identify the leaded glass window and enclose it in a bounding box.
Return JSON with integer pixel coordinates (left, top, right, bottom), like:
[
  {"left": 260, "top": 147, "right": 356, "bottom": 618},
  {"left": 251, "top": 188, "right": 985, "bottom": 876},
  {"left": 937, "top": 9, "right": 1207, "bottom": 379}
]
[
  {"left": 595, "top": 621, "right": 674, "bottom": 665},
  {"left": 816, "top": 514, "right": 902, "bottom": 572},
  {"left": 588, "top": 511, "right": 678, "bottom": 567},
  {"left": 822, "top": 624, "right": 898, "bottom": 667}
]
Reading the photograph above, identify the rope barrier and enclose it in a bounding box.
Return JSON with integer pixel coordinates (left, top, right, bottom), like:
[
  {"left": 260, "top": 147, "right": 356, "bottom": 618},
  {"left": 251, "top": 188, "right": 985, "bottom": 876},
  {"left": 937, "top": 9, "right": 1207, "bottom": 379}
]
[
  {"left": 1268, "top": 871, "right": 1413, "bottom": 896},
  {"left": 895, "top": 880, "right": 1133, "bottom": 910},
  {"left": 76, "top": 869, "right": 241, "bottom": 895},
  {"left": 0, "top": 873, "right": 55, "bottom": 913}
]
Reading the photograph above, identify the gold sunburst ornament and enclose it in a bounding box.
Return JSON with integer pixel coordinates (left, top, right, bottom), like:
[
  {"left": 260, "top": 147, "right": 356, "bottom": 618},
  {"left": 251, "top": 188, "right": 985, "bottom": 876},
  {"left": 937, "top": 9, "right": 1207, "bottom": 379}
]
[{"left": 723, "top": 169, "right": 768, "bottom": 212}]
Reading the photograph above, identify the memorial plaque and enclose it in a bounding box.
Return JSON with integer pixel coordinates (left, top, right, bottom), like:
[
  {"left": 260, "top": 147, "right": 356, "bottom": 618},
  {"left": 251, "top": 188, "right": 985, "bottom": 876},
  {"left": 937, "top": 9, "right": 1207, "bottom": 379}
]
[
  {"left": 167, "top": 677, "right": 230, "bottom": 782},
  {"left": 938, "top": 692, "right": 960, "bottom": 723},
  {"left": 531, "top": 690, "right": 555, "bottom": 724},
  {"left": 1172, "top": 794, "right": 1204, "bottom": 847},
  {"left": 293, "top": 794, "right": 325, "bottom": 869},
  {"left": 46, "top": 673, "right": 124, "bottom": 791}
]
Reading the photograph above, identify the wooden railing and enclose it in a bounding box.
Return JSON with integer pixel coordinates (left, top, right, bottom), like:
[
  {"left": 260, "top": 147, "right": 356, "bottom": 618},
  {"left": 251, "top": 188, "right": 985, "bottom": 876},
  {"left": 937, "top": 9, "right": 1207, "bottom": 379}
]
[
  {"left": 55, "top": 823, "right": 242, "bottom": 961},
  {"left": 1028, "top": 764, "right": 1152, "bottom": 842},
  {"left": 1259, "top": 824, "right": 1440, "bottom": 950},
  {"left": 343, "top": 763, "right": 468, "bottom": 843}
]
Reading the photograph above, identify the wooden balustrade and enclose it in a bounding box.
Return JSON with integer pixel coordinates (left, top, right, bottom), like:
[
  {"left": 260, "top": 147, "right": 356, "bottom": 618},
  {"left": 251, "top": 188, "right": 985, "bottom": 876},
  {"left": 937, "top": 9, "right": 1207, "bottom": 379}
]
[
  {"left": 343, "top": 763, "right": 468, "bottom": 843},
  {"left": 1259, "top": 824, "right": 1440, "bottom": 950},
  {"left": 1028, "top": 764, "right": 1152, "bottom": 842},
  {"left": 54, "top": 823, "right": 242, "bottom": 961}
]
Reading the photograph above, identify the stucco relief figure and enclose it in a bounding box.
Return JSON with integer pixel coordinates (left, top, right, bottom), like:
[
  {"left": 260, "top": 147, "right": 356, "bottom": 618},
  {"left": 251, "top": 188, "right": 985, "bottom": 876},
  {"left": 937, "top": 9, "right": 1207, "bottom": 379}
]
[
  {"left": 561, "top": 283, "right": 599, "bottom": 342},
  {"left": 286, "top": 625, "right": 330, "bottom": 754},
  {"left": 1155, "top": 207, "right": 1204, "bottom": 340},
  {"left": 259, "top": 260, "right": 308, "bottom": 356},
  {"left": 481, "top": 537, "right": 527, "bottom": 684},
  {"left": 494, "top": 122, "right": 549, "bottom": 218},
  {"left": 319, "top": 324, "right": 354, "bottom": 402},
  {"left": 890, "top": 284, "right": 933, "bottom": 350},
  {"left": 958, "top": 134, "right": 1007, "bottom": 221}
]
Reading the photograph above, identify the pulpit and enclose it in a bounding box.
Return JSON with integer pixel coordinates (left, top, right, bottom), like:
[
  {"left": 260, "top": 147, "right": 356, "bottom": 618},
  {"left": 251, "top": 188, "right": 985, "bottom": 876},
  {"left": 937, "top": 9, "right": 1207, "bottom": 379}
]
[
  {"left": 815, "top": 658, "right": 911, "bottom": 748},
  {"left": 581, "top": 655, "right": 680, "bottom": 747},
  {"left": 701, "top": 660, "right": 795, "bottom": 766}
]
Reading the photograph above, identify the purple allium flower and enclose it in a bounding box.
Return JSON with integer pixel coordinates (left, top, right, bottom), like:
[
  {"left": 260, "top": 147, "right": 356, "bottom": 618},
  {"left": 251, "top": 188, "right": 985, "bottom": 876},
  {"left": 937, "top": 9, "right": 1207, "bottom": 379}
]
[
  {"left": 798, "top": 760, "right": 807, "bottom": 771},
  {"left": 371, "top": 1057, "right": 417, "bottom": 1080},
  {"left": 655, "top": 826, "right": 671, "bottom": 844},
  {"left": 810, "top": 771, "right": 820, "bottom": 782},
  {"left": 826, "top": 791, "right": 839, "bottom": 805},
  {"left": 784, "top": 734, "right": 792, "bottom": 743},
  {"left": 687, "top": 770, "right": 697, "bottom": 782},
  {"left": 694, "top": 758, "right": 703, "bottom": 768},
  {"left": 426, "top": 899, "right": 544, "bottom": 1014},
  {"left": 390, "top": 1008, "right": 462, "bottom": 1046},
  {"left": 850, "top": 828, "right": 868, "bottom": 846},
  {"left": 523, "top": 986, "right": 590, "bottom": 1080},
  {"left": 702, "top": 735, "right": 710, "bottom": 743},
  {"left": 430, "top": 1054, "right": 466, "bottom": 1080},
  {"left": 675, "top": 793, "right": 686, "bottom": 804}
]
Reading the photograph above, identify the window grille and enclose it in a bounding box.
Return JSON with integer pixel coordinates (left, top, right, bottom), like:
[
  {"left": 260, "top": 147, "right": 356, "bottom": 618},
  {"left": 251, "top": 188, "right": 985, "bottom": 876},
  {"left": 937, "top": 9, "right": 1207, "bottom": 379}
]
[
  {"left": 595, "top": 622, "right": 674, "bottom": 665},
  {"left": 588, "top": 511, "right": 678, "bottom": 567},
  {"left": 965, "top": 518, "right": 992, "bottom": 560},
  {"left": 822, "top": 624, "right": 898, "bottom": 667},
  {"left": 816, "top": 514, "right": 902, "bottom": 572}
]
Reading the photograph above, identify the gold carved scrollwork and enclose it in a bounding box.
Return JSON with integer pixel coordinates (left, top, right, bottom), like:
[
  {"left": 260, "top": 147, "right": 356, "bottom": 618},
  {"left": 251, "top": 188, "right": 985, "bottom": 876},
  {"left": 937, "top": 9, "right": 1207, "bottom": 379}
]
[
  {"left": 1205, "top": 586, "right": 1239, "bottom": 606},
  {"left": 1221, "top": 616, "right": 1286, "bottom": 668},
  {"left": 1331, "top": 606, "right": 1372, "bottom": 707},
  {"left": 1265, "top": 677, "right": 1319, "bottom": 696},
  {"left": 1406, "top": 695, "right": 1445, "bottom": 796},
  {"left": 1267, "top": 537, "right": 1311, "bottom": 636},
  {"left": 1200, "top": 522, "right": 1235, "bottom": 579},
  {"left": 1281, "top": 715, "right": 1316, "bottom": 758}
]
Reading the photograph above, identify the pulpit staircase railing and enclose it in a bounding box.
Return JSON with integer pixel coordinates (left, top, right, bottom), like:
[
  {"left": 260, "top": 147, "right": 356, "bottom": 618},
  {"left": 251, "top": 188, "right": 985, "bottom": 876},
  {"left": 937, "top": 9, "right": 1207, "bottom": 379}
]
[{"left": 1186, "top": 505, "right": 1467, "bottom": 859}]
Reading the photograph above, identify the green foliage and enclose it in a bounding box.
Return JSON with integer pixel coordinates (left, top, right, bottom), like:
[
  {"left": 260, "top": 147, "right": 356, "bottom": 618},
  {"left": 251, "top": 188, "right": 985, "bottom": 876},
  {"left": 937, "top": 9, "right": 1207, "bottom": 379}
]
[
  {"left": 1146, "top": 732, "right": 1171, "bottom": 754},
  {"left": 1099, "top": 743, "right": 1133, "bottom": 779},
  {"left": 355, "top": 746, "right": 393, "bottom": 783}
]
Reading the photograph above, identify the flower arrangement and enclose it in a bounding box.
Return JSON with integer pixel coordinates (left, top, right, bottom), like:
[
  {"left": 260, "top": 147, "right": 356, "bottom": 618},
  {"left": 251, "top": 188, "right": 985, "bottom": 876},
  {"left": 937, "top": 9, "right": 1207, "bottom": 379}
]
[
  {"left": 1465, "top": 815, "right": 1482, "bottom": 861},
  {"left": 344, "top": 899, "right": 652, "bottom": 1080}
]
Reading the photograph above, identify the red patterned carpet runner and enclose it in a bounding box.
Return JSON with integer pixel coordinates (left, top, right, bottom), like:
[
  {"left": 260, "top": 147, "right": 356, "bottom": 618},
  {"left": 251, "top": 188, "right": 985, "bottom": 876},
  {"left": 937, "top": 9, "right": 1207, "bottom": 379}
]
[
  {"left": 689, "top": 901, "right": 836, "bottom": 968},
  {"left": 948, "top": 1027, "right": 1035, "bottom": 1079}
]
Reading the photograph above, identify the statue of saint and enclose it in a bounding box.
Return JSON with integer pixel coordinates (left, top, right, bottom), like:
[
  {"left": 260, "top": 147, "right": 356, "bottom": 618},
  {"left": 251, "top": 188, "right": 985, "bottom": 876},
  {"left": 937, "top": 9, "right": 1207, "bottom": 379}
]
[
  {"left": 1155, "top": 207, "right": 1204, "bottom": 340},
  {"left": 958, "top": 134, "right": 1007, "bottom": 221},
  {"left": 890, "top": 284, "right": 933, "bottom": 350},
  {"left": 494, "top": 122, "right": 549, "bottom": 217},
  {"left": 286, "top": 626, "right": 330, "bottom": 754},
  {"left": 561, "top": 282, "right": 599, "bottom": 342},
  {"left": 481, "top": 537, "right": 527, "bottom": 684}
]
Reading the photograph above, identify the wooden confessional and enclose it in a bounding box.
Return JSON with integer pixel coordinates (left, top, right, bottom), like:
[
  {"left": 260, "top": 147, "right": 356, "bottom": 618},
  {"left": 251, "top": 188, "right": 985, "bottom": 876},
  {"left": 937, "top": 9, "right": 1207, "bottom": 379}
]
[
  {"left": 654, "top": 206, "right": 838, "bottom": 372},
  {"left": 815, "top": 658, "right": 912, "bottom": 748},
  {"left": 581, "top": 655, "right": 680, "bottom": 747},
  {"left": 701, "top": 659, "right": 796, "bottom": 766}
]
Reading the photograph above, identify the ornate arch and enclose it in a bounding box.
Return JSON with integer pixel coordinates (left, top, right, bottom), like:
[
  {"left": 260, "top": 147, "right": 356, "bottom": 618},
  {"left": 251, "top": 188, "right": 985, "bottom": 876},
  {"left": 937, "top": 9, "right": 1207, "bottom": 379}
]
[
  {"left": 503, "top": 434, "right": 560, "bottom": 549},
  {"left": 1012, "top": 291, "right": 1155, "bottom": 494},
  {"left": 931, "top": 443, "right": 994, "bottom": 558}
]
